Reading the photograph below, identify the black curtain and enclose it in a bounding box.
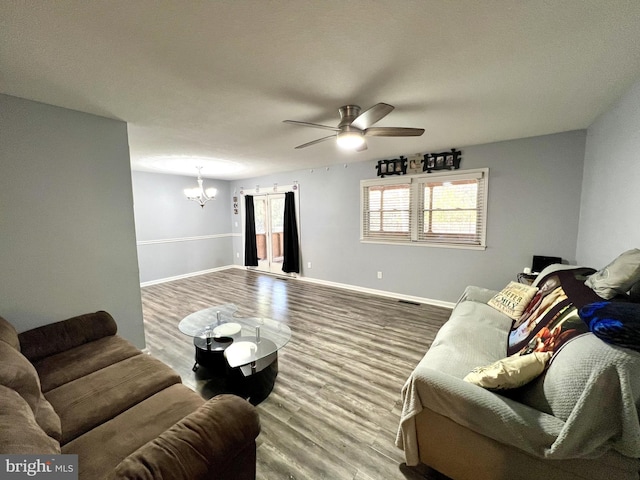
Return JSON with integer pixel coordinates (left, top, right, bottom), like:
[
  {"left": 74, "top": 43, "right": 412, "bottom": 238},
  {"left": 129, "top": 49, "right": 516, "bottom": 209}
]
[
  {"left": 244, "top": 195, "right": 258, "bottom": 266},
  {"left": 282, "top": 191, "right": 300, "bottom": 273}
]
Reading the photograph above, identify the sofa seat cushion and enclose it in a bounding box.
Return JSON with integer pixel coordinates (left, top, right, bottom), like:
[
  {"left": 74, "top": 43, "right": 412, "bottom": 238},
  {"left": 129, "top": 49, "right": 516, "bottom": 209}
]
[
  {"left": 46, "top": 354, "right": 182, "bottom": 444},
  {"left": 61, "top": 384, "right": 204, "bottom": 480},
  {"left": 33, "top": 335, "right": 142, "bottom": 392},
  {"left": 424, "top": 290, "right": 513, "bottom": 378},
  {"left": 0, "top": 385, "right": 60, "bottom": 454}
]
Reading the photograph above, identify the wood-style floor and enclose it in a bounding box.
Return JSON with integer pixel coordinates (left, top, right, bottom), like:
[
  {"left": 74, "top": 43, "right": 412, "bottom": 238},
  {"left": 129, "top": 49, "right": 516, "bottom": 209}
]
[{"left": 141, "top": 268, "right": 453, "bottom": 480}]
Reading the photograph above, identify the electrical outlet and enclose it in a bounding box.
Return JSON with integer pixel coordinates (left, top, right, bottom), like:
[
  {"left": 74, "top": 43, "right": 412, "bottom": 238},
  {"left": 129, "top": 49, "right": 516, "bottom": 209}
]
[
  {"left": 236, "top": 252, "right": 240, "bottom": 258},
  {"left": 307, "top": 262, "right": 312, "bottom": 269},
  {"left": 377, "top": 271, "right": 383, "bottom": 279}
]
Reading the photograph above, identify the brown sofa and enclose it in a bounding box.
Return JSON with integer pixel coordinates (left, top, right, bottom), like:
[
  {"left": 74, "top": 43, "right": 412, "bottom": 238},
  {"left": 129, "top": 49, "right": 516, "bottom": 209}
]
[{"left": 0, "top": 311, "right": 260, "bottom": 479}]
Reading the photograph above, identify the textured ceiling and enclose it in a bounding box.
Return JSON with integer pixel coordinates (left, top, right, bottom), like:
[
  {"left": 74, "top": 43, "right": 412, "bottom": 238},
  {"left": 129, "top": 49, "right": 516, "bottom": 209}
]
[{"left": 2, "top": 1, "right": 640, "bottom": 180}]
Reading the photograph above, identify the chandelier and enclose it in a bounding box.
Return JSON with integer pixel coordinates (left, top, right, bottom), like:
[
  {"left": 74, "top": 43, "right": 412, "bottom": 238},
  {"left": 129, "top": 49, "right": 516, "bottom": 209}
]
[{"left": 184, "top": 167, "right": 217, "bottom": 208}]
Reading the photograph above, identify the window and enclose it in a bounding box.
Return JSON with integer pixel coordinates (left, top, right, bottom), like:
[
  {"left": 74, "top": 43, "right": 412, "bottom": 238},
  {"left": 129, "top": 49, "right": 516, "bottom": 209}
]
[
  {"left": 361, "top": 169, "right": 488, "bottom": 249},
  {"left": 365, "top": 183, "right": 411, "bottom": 240}
]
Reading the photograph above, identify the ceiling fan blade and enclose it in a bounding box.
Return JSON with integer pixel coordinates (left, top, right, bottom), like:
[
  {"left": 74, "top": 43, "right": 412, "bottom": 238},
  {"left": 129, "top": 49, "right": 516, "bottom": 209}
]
[
  {"left": 350, "top": 103, "right": 394, "bottom": 130},
  {"left": 283, "top": 120, "right": 340, "bottom": 132},
  {"left": 364, "top": 127, "right": 425, "bottom": 137},
  {"left": 294, "top": 134, "right": 336, "bottom": 149}
]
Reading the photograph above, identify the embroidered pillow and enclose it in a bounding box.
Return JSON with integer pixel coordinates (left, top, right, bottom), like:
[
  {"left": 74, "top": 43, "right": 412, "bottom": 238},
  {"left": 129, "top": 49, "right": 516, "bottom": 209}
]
[
  {"left": 488, "top": 282, "right": 538, "bottom": 320},
  {"left": 463, "top": 352, "right": 553, "bottom": 390}
]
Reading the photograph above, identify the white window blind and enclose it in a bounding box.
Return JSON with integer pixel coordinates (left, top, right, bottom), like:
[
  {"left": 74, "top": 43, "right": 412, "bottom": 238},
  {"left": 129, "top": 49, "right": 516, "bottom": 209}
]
[
  {"left": 361, "top": 169, "right": 488, "bottom": 248},
  {"left": 362, "top": 182, "right": 411, "bottom": 240}
]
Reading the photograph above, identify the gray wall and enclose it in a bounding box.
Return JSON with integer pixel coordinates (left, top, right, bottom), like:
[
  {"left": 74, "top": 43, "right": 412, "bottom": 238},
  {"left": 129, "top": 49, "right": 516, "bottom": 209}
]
[
  {"left": 231, "top": 130, "right": 587, "bottom": 303},
  {"left": 132, "top": 171, "right": 234, "bottom": 284},
  {"left": 576, "top": 77, "right": 640, "bottom": 268},
  {"left": 0, "top": 94, "right": 145, "bottom": 347}
]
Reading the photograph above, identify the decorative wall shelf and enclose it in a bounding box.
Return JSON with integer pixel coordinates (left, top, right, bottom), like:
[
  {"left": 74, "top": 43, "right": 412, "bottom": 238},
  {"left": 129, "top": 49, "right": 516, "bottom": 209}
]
[
  {"left": 375, "top": 156, "right": 407, "bottom": 177},
  {"left": 376, "top": 148, "right": 461, "bottom": 177}
]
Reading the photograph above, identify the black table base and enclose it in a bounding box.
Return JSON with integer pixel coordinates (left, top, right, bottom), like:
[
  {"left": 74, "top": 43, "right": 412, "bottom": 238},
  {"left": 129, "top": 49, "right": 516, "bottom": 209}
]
[{"left": 192, "top": 336, "right": 278, "bottom": 405}]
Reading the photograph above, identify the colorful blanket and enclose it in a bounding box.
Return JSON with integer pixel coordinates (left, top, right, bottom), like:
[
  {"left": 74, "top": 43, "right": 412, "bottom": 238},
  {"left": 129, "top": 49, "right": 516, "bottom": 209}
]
[{"left": 507, "top": 267, "right": 599, "bottom": 356}]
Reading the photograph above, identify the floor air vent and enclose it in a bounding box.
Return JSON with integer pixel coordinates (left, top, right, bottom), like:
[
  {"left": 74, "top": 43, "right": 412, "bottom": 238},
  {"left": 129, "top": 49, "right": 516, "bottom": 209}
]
[{"left": 398, "top": 300, "right": 421, "bottom": 306}]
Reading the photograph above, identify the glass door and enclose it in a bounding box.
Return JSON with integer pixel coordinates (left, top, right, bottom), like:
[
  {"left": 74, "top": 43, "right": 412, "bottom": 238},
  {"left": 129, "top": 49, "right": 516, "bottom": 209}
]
[{"left": 253, "top": 194, "right": 286, "bottom": 274}]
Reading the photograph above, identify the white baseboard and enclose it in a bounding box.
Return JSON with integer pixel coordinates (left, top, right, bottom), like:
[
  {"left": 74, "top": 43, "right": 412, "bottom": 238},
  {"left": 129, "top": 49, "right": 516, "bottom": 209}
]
[
  {"left": 141, "top": 264, "right": 454, "bottom": 309},
  {"left": 139, "top": 265, "right": 236, "bottom": 287},
  {"left": 296, "top": 275, "right": 455, "bottom": 309}
]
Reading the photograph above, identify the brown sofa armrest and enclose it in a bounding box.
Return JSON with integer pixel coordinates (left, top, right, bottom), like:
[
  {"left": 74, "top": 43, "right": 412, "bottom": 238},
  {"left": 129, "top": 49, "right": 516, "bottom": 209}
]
[
  {"left": 110, "top": 394, "right": 261, "bottom": 480},
  {"left": 18, "top": 311, "right": 117, "bottom": 362}
]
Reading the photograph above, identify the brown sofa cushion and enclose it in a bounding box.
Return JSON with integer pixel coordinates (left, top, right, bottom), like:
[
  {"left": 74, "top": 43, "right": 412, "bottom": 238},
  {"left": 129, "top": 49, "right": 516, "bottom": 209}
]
[
  {"left": 0, "top": 341, "right": 41, "bottom": 412},
  {"left": 19, "top": 311, "right": 117, "bottom": 362},
  {"left": 35, "top": 394, "right": 62, "bottom": 442},
  {"left": 0, "top": 341, "right": 63, "bottom": 440},
  {"left": 62, "top": 384, "right": 205, "bottom": 480},
  {"left": 46, "top": 354, "right": 182, "bottom": 444},
  {"left": 0, "top": 314, "right": 20, "bottom": 351},
  {"left": 0, "top": 385, "right": 60, "bottom": 454},
  {"left": 112, "top": 394, "right": 260, "bottom": 480},
  {"left": 33, "top": 335, "right": 141, "bottom": 392}
]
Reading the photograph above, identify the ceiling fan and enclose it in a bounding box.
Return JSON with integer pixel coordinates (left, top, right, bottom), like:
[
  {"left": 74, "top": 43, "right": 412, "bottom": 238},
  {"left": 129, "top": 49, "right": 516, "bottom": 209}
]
[{"left": 283, "top": 103, "right": 424, "bottom": 151}]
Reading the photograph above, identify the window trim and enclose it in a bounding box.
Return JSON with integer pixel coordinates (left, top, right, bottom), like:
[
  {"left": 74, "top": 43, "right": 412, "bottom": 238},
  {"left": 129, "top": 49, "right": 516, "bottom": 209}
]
[{"left": 360, "top": 168, "right": 488, "bottom": 250}]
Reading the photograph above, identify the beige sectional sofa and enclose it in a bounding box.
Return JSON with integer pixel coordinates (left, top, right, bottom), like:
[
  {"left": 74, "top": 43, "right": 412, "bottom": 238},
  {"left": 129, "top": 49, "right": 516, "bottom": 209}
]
[{"left": 0, "top": 310, "right": 260, "bottom": 479}]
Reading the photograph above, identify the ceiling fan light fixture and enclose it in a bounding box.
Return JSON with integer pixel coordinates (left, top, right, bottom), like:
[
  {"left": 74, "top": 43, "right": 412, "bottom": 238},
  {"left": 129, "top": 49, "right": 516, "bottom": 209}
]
[
  {"left": 284, "top": 103, "right": 423, "bottom": 150},
  {"left": 336, "top": 130, "right": 365, "bottom": 150}
]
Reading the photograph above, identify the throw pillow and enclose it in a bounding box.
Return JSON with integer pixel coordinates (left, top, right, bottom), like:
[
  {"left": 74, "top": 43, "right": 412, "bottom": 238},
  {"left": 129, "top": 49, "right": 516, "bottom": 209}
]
[
  {"left": 488, "top": 282, "right": 538, "bottom": 320},
  {"left": 579, "top": 301, "right": 640, "bottom": 352},
  {"left": 585, "top": 249, "right": 640, "bottom": 300},
  {"left": 463, "top": 351, "right": 553, "bottom": 390}
]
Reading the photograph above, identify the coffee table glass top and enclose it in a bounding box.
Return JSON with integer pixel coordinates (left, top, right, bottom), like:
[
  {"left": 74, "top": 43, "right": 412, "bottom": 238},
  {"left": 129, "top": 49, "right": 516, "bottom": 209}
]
[{"left": 179, "top": 304, "right": 291, "bottom": 365}]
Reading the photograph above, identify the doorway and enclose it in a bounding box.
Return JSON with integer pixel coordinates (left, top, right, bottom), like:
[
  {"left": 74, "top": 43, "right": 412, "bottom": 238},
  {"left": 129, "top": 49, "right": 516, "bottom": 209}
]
[{"left": 253, "top": 193, "right": 286, "bottom": 274}]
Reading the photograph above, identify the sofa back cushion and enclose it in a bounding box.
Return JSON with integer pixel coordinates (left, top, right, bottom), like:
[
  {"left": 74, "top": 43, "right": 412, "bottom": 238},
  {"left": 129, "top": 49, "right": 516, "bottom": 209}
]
[
  {"left": 0, "top": 385, "right": 60, "bottom": 454},
  {"left": 18, "top": 311, "right": 117, "bottom": 362},
  {"left": 0, "top": 314, "right": 20, "bottom": 351},
  {"left": 0, "top": 341, "right": 62, "bottom": 441}
]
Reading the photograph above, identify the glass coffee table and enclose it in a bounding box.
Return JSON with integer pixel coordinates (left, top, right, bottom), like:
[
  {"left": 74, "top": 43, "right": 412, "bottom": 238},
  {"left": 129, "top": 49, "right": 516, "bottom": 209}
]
[{"left": 179, "top": 304, "right": 291, "bottom": 403}]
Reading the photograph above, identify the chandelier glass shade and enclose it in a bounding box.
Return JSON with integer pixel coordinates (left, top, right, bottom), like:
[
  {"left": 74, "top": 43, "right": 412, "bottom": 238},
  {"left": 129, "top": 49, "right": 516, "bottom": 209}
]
[{"left": 184, "top": 167, "right": 217, "bottom": 208}]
